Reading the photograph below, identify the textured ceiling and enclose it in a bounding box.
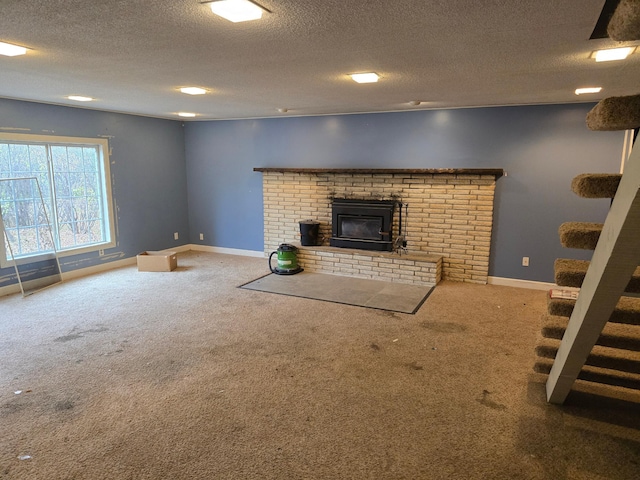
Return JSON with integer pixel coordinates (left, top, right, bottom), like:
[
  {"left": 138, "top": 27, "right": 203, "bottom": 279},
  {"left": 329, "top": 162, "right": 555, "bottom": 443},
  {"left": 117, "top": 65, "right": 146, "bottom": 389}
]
[{"left": 1, "top": 0, "right": 639, "bottom": 120}]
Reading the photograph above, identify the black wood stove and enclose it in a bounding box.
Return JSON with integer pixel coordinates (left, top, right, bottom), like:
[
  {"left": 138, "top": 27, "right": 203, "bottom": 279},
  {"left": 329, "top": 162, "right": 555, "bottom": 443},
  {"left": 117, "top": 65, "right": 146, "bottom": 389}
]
[{"left": 330, "top": 198, "right": 396, "bottom": 251}]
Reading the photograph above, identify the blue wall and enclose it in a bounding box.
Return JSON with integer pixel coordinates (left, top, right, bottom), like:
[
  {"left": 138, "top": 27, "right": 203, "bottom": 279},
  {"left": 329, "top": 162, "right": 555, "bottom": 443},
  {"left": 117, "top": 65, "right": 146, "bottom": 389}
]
[
  {"left": 185, "top": 104, "right": 623, "bottom": 282},
  {"left": 0, "top": 98, "right": 189, "bottom": 287},
  {"left": 0, "top": 99, "right": 624, "bottom": 286}
]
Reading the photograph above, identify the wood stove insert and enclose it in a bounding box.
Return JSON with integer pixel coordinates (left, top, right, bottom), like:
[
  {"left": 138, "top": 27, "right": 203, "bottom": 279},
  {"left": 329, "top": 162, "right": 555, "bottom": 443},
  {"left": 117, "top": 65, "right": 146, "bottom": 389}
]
[{"left": 330, "top": 198, "right": 396, "bottom": 251}]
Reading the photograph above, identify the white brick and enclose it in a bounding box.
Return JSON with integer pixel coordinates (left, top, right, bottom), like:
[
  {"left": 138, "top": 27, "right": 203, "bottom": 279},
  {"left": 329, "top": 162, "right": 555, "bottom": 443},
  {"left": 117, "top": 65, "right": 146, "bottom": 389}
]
[{"left": 261, "top": 171, "right": 496, "bottom": 283}]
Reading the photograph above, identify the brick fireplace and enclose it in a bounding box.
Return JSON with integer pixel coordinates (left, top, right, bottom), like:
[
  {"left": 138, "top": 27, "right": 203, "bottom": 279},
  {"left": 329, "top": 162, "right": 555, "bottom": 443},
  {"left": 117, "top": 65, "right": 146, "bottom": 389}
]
[{"left": 255, "top": 168, "right": 503, "bottom": 285}]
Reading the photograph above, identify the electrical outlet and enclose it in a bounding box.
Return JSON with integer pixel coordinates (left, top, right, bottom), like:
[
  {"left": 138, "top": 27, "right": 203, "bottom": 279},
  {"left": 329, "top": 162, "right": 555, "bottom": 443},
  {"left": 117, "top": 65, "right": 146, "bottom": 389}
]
[
  {"left": 199, "top": 233, "right": 204, "bottom": 240},
  {"left": 522, "top": 256, "right": 529, "bottom": 267},
  {"left": 174, "top": 232, "right": 179, "bottom": 240},
  {"left": 98, "top": 249, "right": 104, "bottom": 256}
]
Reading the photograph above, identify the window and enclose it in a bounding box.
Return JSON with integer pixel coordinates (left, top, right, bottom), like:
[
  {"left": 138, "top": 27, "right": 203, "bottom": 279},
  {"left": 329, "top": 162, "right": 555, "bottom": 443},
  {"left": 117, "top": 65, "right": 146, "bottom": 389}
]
[{"left": 0, "top": 133, "right": 114, "bottom": 267}]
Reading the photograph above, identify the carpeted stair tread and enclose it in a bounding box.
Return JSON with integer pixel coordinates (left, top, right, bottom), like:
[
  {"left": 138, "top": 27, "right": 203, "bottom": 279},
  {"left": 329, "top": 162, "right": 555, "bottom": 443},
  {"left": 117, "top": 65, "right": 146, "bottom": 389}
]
[
  {"left": 608, "top": 0, "right": 640, "bottom": 41},
  {"left": 554, "top": 259, "right": 592, "bottom": 288},
  {"left": 571, "top": 173, "right": 621, "bottom": 199},
  {"left": 547, "top": 292, "right": 640, "bottom": 326},
  {"left": 535, "top": 337, "right": 640, "bottom": 374},
  {"left": 558, "top": 222, "right": 602, "bottom": 249},
  {"left": 540, "top": 314, "right": 640, "bottom": 351},
  {"left": 554, "top": 258, "right": 640, "bottom": 292},
  {"left": 534, "top": 357, "right": 640, "bottom": 391},
  {"left": 586, "top": 94, "right": 640, "bottom": 131}
]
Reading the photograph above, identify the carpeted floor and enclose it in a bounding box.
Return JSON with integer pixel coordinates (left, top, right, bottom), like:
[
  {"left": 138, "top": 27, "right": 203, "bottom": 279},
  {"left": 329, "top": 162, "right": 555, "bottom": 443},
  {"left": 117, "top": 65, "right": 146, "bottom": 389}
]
[
  {"left": 240, "top": 271, "right": 433, "bottom": 314},
  {"left": 0, "top": 251, "right": 639, "bottom": 479}
]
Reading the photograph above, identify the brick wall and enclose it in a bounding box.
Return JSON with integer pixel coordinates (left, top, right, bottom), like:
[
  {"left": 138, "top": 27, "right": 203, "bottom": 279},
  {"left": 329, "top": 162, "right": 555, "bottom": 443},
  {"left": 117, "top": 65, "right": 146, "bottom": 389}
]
[
  {"left": 261, "top": 171, "right": 497, "bottom": 284},
  {"left": 296, "top": 247, "right": 442, "bottom": 287}
]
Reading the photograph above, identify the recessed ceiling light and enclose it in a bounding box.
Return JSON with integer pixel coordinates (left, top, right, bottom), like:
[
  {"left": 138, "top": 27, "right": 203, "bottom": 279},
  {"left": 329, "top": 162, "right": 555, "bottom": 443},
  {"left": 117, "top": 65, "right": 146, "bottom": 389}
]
[
  {"left": 575, "top": 87, "right": 602, "bottom": 95},
  {"left": 277, "top": 108, "right": 288, "bottom": 113},
  {"left": 178, "top": 112, "right": 197, "bottom": 118},
  {"left": 180, "top": 87, "right": 207, "bottom": 95},
  {"left": 209, "top": 0, "right": 265, "bottom": 23},
  {"left": 67, "top": 95, "right": 94, "bottom": 102},
  {"left": 409, "top": 100, "right": 421, "bottom": 106},
  {"left": 0, "top": 41, "right": 27, "bottom": 57},
  {"left": 350, "top": 72, "right": 380, "bottom": 83},
  {"left": 594, "top": 47, "right": 635, "bottom": 62}
]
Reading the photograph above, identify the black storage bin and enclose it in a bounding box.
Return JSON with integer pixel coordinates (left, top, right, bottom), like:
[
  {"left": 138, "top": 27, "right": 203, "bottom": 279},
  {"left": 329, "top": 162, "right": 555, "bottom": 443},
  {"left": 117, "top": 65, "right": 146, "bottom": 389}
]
[{"left": 299, "top": 220, "right": 320, "bottom": 246}]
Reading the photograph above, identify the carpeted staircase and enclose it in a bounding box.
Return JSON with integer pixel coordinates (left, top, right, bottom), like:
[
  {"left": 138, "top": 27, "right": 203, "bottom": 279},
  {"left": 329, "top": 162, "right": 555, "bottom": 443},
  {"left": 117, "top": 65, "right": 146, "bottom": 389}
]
[
  {"left": 534, "top": 169, "right": 640, "bottom": 393},
  {"left": 535, "top": 0, "right": 640, "bottom": 404}
]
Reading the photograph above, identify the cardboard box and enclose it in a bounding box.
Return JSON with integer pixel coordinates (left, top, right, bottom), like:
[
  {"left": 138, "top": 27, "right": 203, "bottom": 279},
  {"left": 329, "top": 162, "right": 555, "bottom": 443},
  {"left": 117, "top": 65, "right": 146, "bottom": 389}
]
[{"left": 137, "top": 251, "right": 177, "bottom": 272}]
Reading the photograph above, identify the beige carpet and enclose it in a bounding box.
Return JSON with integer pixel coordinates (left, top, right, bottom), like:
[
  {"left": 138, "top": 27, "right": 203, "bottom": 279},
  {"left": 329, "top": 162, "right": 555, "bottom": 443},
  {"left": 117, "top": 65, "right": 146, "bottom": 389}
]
[
  {"left": 240, "top": 272, "right": 434, "bottom": 314},
  {"left": 1, "top": 251, "right": 639, "bottom": 480}
]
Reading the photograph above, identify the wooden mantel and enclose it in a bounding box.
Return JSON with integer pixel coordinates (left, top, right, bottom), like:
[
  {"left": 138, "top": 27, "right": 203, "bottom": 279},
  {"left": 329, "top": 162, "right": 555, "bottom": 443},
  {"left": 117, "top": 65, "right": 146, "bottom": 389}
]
[{"left": 253, "top": 167, "right": 504, "bottom": 178}]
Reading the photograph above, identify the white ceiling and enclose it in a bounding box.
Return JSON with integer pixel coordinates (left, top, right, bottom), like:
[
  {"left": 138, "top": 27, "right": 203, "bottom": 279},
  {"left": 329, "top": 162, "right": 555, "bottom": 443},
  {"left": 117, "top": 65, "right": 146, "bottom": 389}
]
[{"left": 1, "top": 0, "right": 639, "bottom": 121}]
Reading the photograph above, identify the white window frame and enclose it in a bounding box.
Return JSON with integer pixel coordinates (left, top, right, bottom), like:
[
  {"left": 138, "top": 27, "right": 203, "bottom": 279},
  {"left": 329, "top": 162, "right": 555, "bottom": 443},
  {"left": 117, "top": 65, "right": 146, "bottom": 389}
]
[{"left": 0, "top": 133, "right": 115, "bottom": 268}]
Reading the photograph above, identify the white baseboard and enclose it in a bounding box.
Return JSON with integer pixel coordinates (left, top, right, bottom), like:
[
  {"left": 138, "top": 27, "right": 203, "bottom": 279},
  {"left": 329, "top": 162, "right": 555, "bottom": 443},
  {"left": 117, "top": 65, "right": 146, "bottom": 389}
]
[
  {"left": 487, "top": 276, "right": 554, "bottom": 291},
  {"left": 62, "top": 257, "right": 137, "bottom": 281},
  {"left": 188, "top": 244, "right": 265, "bottom": 258},
  {"left": 2, "top": 273, "right": 76, "bottom": 297},
  {"left": 157, "top": 244, "right": 193, "bottom": 254},
  {"left": 0, "top": 283, "right": 21, "bottom": 297},
  {"left": 0, "top": 262, "right": 139, "bottom": 297}
]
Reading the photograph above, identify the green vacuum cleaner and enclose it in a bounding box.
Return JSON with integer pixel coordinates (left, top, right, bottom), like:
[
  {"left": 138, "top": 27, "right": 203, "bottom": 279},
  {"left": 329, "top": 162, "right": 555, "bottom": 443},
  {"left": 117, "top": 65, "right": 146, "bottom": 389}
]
[{"left": 269, "top": 243, "right": 303, "bottom": 275}]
